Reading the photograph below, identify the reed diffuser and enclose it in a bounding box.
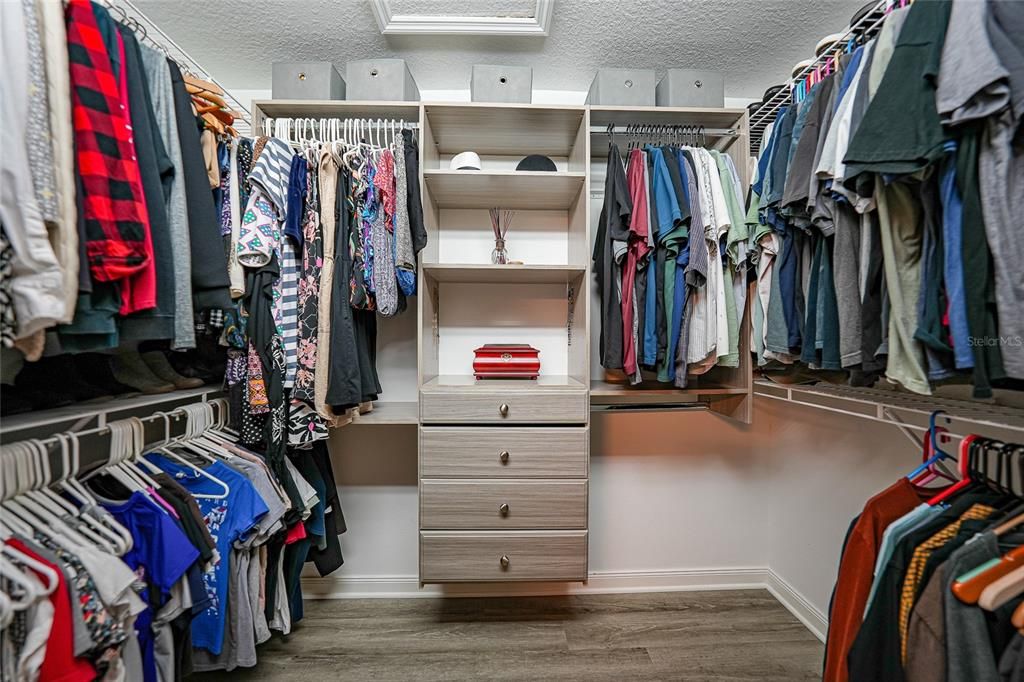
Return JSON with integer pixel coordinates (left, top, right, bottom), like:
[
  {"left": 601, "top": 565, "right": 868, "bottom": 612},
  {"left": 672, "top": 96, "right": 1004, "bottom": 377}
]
[{"left": 489, "top": 208, "right": 516, "bottom": 265}]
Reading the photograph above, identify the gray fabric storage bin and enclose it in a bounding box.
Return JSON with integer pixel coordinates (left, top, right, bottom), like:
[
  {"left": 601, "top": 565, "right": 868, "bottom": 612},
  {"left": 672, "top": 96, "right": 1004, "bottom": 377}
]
[
  {"left": 272, "top": 62, "right": 345, "bottom": 100},
  {"left": 656, "top": 69, "right": 725, "bottom": 108},
  {"left": 345, "top": 59, "right": 420, "bottom": 101},
  {"left": 471, "top": 64, "right": 532, "bottom": 103},
  {"left": 586, "top": 68, "right": 655, "bottom": 106}
]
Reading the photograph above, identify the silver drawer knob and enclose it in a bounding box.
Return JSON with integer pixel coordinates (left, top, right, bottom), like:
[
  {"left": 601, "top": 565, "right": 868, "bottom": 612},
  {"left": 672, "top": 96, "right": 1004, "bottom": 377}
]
[
  {"left": 499, "top": 403, "right": 509, "bottom": 416},
  {"left": 499, "top": 555, "right": 510, "bottom": 569},
  {"left": 499, "top": 503, "right": 510, "bottom": 516},
  {"left": 499, "top": 450, "right": 510, "bottom": 463}
]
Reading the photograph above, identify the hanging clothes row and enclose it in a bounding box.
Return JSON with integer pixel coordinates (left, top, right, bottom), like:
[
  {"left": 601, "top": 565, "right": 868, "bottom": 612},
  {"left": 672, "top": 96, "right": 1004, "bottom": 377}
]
[
  {"left": 0, "top": 398, "right": 345, "bottom": 680},
  {"left": 593, "top": 128, "right": 749, "bottom": 386},
  {"left": 1, "top": 0, "right": 244, "bottom": 413},
  {"left": 748, "top": 0, "right": 1023, "bottom": 400},
  {"left": 825, "top": 421, "right": 1024, "bottom": 681},
  {"left": 223, "top": 115, "right": 427, "bottom": 462}
]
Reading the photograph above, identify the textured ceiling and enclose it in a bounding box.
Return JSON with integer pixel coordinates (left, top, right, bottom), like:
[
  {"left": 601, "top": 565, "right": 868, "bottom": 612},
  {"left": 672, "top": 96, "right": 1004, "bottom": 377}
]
[{"left": 134, "top": 0, "right": 867, "bottom": 100}]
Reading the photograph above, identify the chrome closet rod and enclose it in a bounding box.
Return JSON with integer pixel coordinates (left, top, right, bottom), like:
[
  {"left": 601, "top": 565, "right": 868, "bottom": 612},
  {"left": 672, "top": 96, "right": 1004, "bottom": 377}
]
[{"left": 588, "top": 125, "right": 738, "bottom": 138}]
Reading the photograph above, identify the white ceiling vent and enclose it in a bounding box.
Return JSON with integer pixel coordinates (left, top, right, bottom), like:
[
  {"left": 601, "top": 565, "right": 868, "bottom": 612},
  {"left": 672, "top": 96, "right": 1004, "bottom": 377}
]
[{"left": 370, "top": 0, "right": 553, "bottom": 36}]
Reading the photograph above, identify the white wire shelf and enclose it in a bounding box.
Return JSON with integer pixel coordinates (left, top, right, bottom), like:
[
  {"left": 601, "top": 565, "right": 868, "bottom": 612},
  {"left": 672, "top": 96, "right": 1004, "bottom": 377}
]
[{"left": 754, "top": 380, "right": 1024, "bottom": 443}]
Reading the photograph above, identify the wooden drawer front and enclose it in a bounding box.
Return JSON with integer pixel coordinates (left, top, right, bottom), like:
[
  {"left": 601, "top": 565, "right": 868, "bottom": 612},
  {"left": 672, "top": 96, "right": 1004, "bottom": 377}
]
[
  {"left": 420, "top": 390, "right": 587, "bottom": 424},
  {"left": 420, "top": 531, "right": 587, "bottom": 582},
  {"left": 421, "top": 480, "right": 586, "bottom": 530},
  {"left": 420, "top": 427, "right": 588, "bottom": 478}
]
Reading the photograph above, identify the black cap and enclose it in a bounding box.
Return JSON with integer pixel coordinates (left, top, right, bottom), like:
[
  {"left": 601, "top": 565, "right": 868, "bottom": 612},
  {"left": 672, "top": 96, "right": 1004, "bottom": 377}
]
[{"left": 516, "top": 154, "right": 557, "bottom": 172}]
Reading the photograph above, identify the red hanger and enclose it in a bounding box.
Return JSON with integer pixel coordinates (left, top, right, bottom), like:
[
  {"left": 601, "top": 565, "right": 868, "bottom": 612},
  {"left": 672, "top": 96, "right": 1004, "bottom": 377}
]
[{"left": 927, "top": 434, "right": 977, "bottom": 506}]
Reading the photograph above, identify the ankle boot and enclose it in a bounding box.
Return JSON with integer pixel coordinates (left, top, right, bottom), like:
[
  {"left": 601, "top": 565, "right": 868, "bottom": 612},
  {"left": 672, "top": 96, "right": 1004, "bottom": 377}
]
[
  {"left": 141, "top": 351, "right": 205, "bottom": 389},
  {"left": 110, "top": 349, "right": 176, "bottom": 394}
]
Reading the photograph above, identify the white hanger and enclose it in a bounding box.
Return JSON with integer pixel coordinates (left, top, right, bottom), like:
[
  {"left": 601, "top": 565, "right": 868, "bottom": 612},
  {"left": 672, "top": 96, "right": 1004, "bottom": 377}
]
[
  {"left": 23, "top": 439, "right": 116, "bottom": 553},
  {"left": 150, "top": 412, "right": 230, "bottom": 500},
  {"left": 54, "top": 433, "right": 131, "bottom": 556},
  {"left": 0, "top": 555, "right": 45, "bottom": 610}
]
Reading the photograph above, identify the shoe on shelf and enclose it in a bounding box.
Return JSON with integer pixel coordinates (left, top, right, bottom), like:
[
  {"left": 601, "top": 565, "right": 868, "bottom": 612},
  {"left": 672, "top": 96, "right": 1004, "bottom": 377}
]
[
  {"left": 110, "top": 349, "right": 176, "bottom": 395},
  {"left": 1, "top": 385, "right": 34, "bottom": 415},
  {"left": 141, "top": 351, "right": 205, "bottom": 389},
  {"left": 15, "top": 355, "right": 111, "bottom": 404},
  {"left": 75, "top": 353, "right": 141, "bottom": 398}
]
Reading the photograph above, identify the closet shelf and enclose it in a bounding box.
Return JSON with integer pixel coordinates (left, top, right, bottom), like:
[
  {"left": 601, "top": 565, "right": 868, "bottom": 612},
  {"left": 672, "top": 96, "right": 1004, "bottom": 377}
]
[
  {"left": 754, "top": 380, "right": 1024, "bottom": 441},
  {"left": 423, "top": 169, "right": 585, "bottom": 210},
  {"left": 0, "top": 386, "right": 224, "bottom": 438},
  {"left": 253, "top": 99, "right": 421, "bottom": 123},
  {"left": 590, "top": 380, "right": 749, "bottom": 405},
  {"left": 349, "top": 401, "right": 419, "bottom": 425},
  {"left": 422, "top": 263, "right": 585, "bottom": 284},
  {"left": 424, "top": 103, "right": 585, "bottom": 157},
  {"left": 422, "top": 375, "right": 587, "bottom": 392}
]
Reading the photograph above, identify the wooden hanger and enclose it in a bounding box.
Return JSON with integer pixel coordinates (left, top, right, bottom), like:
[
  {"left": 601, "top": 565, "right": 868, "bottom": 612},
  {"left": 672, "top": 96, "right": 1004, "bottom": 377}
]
[
  {"left": 186, "top": 83, "right": 228, "bottom": 107},
  {"left": 978, "top": 564, "right": 1024, "bottom": 611},
  {"left": 953, "top": 545, "right": 1024, "bottom": 604},
  {"left": 183, "top": 73, "right": 223, "bottom": 95}
]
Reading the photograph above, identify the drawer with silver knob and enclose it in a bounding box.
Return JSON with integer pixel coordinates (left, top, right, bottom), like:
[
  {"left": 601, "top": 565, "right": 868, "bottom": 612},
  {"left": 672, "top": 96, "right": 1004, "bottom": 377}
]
[
  {"left": 420, "top": 530, "right": 587, "bottom": 582},
  {"left": 420, "top": 479, "right": 587, "bottom": 529},
  {"left": 419, "top": 389, "right": 587, "bottom": 424},
  {"left": 419, "top": 427, "right": 588, "bottom": 478}
]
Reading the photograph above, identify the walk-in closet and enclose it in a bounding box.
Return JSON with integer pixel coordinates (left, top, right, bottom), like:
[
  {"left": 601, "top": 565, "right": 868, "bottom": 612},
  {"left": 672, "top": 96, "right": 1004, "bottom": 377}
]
[{"left": 2, "top": 0, "right": 1023, "bottom": 680}]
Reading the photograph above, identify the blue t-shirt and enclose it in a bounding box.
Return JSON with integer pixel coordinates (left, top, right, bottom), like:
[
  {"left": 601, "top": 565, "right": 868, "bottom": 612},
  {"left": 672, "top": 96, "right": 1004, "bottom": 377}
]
[
  {"left": 146, "top": 455, "right": 268, "bottom": 656},
  {"left": 101, "top": 491, "right": 199, "bottom": 682},
  {"left": 939, "top": 142, "right": 972, "bottom": 370}
]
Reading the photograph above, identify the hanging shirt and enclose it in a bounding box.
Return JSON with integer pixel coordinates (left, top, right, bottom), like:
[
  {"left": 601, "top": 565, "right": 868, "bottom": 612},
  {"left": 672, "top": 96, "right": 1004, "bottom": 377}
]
[
  {"left": 593, "top": 143, "right": 632, "bottom": 370},
  {"left": 622, "top": 149, "right": 650, "bottom": 378},
  {"left": 6, "top": 538, "right": 98, "bottom": 682},
  {"left": 146, "top": 455, "right": 268, "bottom": 657},
  {"left": 99, "top": 490, "right": 199, "bottom": 682}
]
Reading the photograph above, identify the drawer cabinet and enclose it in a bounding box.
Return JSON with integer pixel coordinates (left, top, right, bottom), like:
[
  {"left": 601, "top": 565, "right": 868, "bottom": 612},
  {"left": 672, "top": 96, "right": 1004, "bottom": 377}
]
[
  {"left": 420, "top": 531, "right": 588, "bottom": 582},
  {"left": 419, "top": 389, "right": 587, "bottom": 424},
  {"left": 419, "top": 426, "right": 588, "bottom": 478},
  {"left": 418, "top": 384, "right": 589, "bottom": 583},
  {"left": 420, "top": 480, "right": 587, "bottom": 529}
]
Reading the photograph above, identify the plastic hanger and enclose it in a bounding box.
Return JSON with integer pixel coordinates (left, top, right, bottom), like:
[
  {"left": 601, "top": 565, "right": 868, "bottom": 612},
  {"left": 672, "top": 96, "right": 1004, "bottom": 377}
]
[
  {"left": 927, "top": 434, "right": 978, "bottom": 506},
  {"left": 23, "top": 439, "right": 116, "bottom": 553},
  {"left": 0, "top": 555, "right": 46, "bottom": 610},
  {"left": 953, "top": 545, "right": 1024, "bottom": 604},
  {"left": 150, "top": 412, "right": 230, "bottom": 500},
  {"left": 55, "top": 433, "right": 131, "bottom": 555},
  {"left": 978, "top": 564, "right": 1024, "bottom": 611}
]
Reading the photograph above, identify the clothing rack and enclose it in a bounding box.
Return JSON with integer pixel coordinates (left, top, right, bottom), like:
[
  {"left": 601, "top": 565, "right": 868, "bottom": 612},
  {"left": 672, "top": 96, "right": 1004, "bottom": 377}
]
[
  {"left": 0, "top": 396, "right": 229, "bottom": 501},
  {"left": 104, "top": 0, "right": 251, "bottom": 133},
  {"left": 260, "top": 116, "right": 420, "bottom": 150},
  {"left": 588, "top": 124, "right": 739, "bottom": 144},
  {"left": 748, "top": 0, "right": 890, "bottom": 149}
]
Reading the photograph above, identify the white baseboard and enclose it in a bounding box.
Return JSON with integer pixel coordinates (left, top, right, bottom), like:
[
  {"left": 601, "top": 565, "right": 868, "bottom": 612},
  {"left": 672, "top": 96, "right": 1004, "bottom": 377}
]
[
  {"left": 302, "top": 566, "right": 827, "bottom": 642},
  {"left": 765, "top": 568, "right": 828, "bottom": 642},
  {"left": 302, "top": 566, "right": 769, "bottom": 600}
]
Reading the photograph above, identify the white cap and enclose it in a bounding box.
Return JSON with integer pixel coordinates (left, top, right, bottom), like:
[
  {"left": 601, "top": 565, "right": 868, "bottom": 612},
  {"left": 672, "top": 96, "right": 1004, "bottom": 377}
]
[{"left": 450, "top": 151, "right": 481, "bottom": 171}]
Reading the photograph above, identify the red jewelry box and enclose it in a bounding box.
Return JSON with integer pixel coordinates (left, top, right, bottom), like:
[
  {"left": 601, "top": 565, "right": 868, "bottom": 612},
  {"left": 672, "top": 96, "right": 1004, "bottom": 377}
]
[{"left": 473, "top": 344, "right": 541, "bottom": 379}]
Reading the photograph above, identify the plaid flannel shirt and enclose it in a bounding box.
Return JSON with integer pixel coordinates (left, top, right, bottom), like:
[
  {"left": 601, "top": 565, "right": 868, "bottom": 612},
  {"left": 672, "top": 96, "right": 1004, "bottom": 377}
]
[{"left": 66, "top": 0, "right": 151, "bottom": 282}]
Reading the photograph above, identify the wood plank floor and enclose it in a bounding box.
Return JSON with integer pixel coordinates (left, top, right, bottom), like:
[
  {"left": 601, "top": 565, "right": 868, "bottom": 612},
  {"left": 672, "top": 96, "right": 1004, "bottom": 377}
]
[{"left": 193, "top": 590, "right": 823, "bottom": 681}]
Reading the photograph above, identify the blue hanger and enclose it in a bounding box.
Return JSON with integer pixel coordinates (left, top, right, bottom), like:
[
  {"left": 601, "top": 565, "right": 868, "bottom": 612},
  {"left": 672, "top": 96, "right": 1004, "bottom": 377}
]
[{"left": 908, "top": 410, "right": 951, "bottom": 480}]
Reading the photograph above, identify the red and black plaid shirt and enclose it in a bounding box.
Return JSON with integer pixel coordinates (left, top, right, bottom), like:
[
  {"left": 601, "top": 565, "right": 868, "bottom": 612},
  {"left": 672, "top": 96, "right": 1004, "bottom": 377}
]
[{"left": 66, "top": 0, "right": 151, "bottom": 282}]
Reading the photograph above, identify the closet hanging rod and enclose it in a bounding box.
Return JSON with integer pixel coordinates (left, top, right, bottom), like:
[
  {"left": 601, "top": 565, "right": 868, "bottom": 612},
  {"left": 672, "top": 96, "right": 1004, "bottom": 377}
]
[
  {"left": 588, "top": 125, "right": 738, "bottom": 139},
  {"left": 0, "top": 399, "right": 231, "bottom": 491},
  {"left": 748, "top": 0, "right": 889, "bottom": 143},
  {"left": 104, "top": 0, "right": 251, "bottom": 132}
]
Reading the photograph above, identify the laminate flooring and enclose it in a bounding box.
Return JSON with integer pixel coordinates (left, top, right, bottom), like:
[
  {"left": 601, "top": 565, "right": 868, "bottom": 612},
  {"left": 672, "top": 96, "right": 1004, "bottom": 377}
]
[{"left": 193, "top": 590, "right": 823, "bottom": 681}]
